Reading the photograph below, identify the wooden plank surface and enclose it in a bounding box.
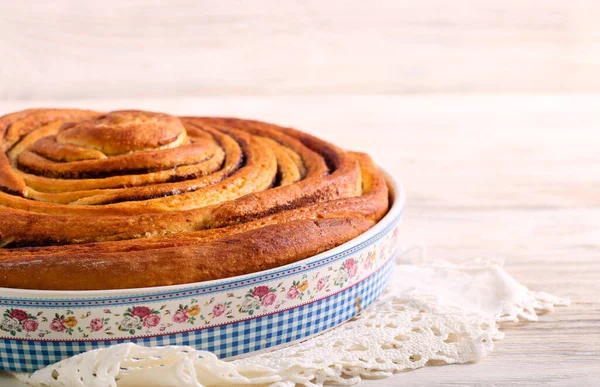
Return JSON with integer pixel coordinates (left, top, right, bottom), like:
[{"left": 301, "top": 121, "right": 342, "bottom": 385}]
[
  {"left": 0, "top": 95, "right": 598, "bottom": 385},
  {"left": 1, "top": 0, "right": 600, "bottom": 99}
]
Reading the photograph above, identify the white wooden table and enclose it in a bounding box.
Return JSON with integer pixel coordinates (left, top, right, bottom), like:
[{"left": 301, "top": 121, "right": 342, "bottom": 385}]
[{"left": 1, "top": 95, "right": 598, "bottom": 386}]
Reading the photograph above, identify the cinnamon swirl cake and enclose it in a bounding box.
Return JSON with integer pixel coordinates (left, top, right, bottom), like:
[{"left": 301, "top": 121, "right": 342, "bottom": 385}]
[{"left": 0, "top": 109, "right": 389, "bottom": 290}]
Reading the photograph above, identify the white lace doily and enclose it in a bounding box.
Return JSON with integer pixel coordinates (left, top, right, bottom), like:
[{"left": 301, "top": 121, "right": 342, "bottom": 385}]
[{"left": 15, "top": 248, "right": 568, "bottom": 387}]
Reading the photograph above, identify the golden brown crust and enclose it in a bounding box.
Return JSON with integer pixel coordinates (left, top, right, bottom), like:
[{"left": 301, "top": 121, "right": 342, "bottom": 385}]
[{"left": 0, "top": 109, "right": 389, "bottom": 290}]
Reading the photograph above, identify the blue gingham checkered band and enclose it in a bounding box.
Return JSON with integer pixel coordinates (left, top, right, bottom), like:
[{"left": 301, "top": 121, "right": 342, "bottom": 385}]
[{"left": 0, "top": 215, "right": 401, "bottom": 372}]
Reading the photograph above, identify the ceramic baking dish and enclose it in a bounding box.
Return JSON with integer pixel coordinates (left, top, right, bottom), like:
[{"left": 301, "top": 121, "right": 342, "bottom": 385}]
[{"left": 0, "top": 175, "right": 404, "bottom": 372}]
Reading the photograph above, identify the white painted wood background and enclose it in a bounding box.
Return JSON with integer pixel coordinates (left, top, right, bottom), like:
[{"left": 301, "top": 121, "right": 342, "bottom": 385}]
[
  {"left": 0, "top": 94, "right": 598, "bottom": 386},
  {"left": 1, "top": 0, "right": 600, "bottom": 99}
]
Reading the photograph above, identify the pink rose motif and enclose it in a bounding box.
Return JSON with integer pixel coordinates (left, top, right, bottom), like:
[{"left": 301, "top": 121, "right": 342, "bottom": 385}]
[
  {"left": 22, "top": 319, "right": 38, "bottom": 332},
  {"left": 172, "top": 310, "right": 189, "bottom": 323},
  {"left": 348, "top": 264, "right": 358, "bottom": 278},
  {"left": 286, "top": 286, "right": 299, "bottom": 299},
  {"left": 10, "top": 309, "right": 28, "bottom": 321},
  {"left": 317, "top": 277, "right": 326, "bottom": 291},
  {"left": 130, "top": 306, "right": 152, "bottom": 318},
  {"left": 89, "top": 318, "right": 104, "bottom": 332},
  {"left": 143, "top": 314, "right": 161, "bottom": 328},
  {"left": 252, "top": 286, "right": 270, "bottom": 298},
  {"left": 344, "top": 258, "right": 356, "bottom": 270},
  {"left": 363, "top": 258, "right": 371, "bottom": 269},
  {"left": 261, "top": 292, "right": 277, "bottom": 306},
  {"left": 213, "top": 304, "right": 226, "bottom": 317},
  {"left": 50, "top": 319, "right": 66, "bottom": 332}
]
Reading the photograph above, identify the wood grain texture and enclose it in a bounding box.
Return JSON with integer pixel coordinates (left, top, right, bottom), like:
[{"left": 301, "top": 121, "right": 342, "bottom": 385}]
[
  {"left": 0, "top": 94, "right": 598, "bottom": 385},
  {"left": 1, "top": 0, "right": 600, "bottom": 99}
]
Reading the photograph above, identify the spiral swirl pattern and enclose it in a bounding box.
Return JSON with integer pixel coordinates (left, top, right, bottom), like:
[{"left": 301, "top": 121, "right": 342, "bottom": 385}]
[{"left": 0, "top": 109, "right": 389, "bottom": 290}]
